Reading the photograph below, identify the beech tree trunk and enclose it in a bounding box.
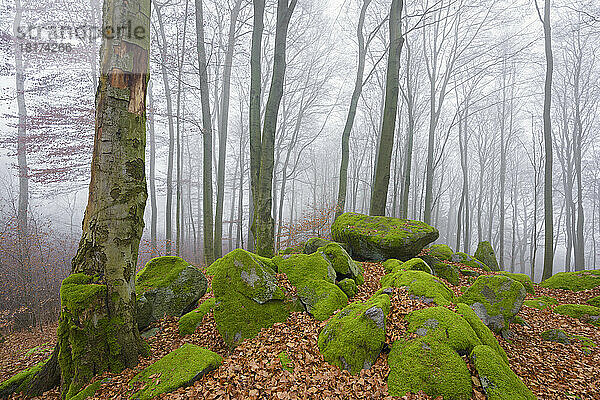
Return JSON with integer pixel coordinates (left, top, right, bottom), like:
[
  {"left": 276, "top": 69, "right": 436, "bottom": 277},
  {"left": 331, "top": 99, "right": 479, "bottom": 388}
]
[
  {"left": 370, "top": 0, "right": 403, "bottom": 216},
  {"left": 54, "top": 1, "right": 151, "bottom": 397}
]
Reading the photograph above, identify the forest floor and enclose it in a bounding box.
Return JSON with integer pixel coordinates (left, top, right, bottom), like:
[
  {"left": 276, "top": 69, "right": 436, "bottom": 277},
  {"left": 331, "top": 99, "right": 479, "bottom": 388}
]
[{"left": 2, "top": 262, "right": 600, "bottom": 400}]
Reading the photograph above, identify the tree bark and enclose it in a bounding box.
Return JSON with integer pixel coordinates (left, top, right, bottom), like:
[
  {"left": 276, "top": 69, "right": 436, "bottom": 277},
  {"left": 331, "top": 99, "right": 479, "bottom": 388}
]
[
  {"left": 195, "top": 0, "right": 215, "bottom": 265},
  {"left": 370, "top": 0, "right": 404, "bottom": 216}
]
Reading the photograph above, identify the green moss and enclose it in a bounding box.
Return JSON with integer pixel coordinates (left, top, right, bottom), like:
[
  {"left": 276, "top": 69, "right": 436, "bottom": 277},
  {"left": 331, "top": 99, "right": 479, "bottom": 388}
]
[
  {"left": 278, "top": 351, "right": 294, "bottom": 372},
  {"left": 381, "top": 270, "right": 454, "bottom": 306},
  {"left": 419, "top": 255, "right": 459, "bottom": 285},
  {"left": 456, "top": 303, "right": 508, "bottom": 364},
  {"left": 540, "top": 329, "right": 570, "bottom": 344},
  {"left": 474, "top": 241, "right": 500, "bottom": 272},
  {"left": 428, "top": 244, "right": 454, "bottom": 261},
  {"left": 383, "top": 258, "right": 432, "bottom": 274},
  {"left": 178, "top": 298, "right": 217, "bottom": 336},
  {"left": 540, "top": 270, "right": 600, "bottom": 291},
  {"left": 70, "top": 378, "right": 109, "bottom": 400},
  {"left": 304, "top": 238, "right": 352, "bottom": 255},
  {"left": 554, "top": 304, "right": 600, "bottom": 326},
  {"left": 458, "top": 274, "right": 526, "bottom": 333},
  {"left": 318, "top": 294, "right": 390, "bottom": 375},
  {"left": 0, "top": 358, "right": 48, "bottom": 397},
  {"left": 129, "top": 344, "right": 222, "bottom": 400},
  {"left": 136, "top": 256, "right": 192, "bottom": 296},
  {"left": 587, "top": 295, "right": 600, "bottom": 307},
  {"left": 317, "top": 243, "right": 363, "bottom": 285},
  {"left": 337, "top": 278, "right": 358, "bottom": 298},
  {"left": 523, "top": 295, "right": 558, "bottom": 310},
  {"left": 500, "top": 272, "right": 535, "bottom": 295},
  {"left": 60, "top": 273, "right": 106, "bottom": 312},
  {"left": 24, "top": 342, "right": 53, "bottom": 357},
  {"left": 470, "top": 345, "right": 535, "bottom": 400},
  {"left": 570, "top": 334, "right": 596, "bottom": 355},
  {"left": 387, "top": 338, "right": 471, "bottom": 399},
  {"left": 452, "top": 252, "right": 491, "bottom": 272},
  {"left": 460, "top": 268, "right": 480, "bottom": 277},
  {"left": 331, "top": 212, "right": 439, "bottom": 261},
  {"left": 405, "top": 306, "right": 481, "bottom": 355}
]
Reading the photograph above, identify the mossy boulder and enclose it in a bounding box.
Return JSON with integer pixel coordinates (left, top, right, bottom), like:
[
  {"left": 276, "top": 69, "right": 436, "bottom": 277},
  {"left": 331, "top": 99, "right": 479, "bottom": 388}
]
[
  {"left": 587, "top": 295, "right": 600, "bottom": 307},
  {"left": 136, "top": 256, "right": 208, "bottom": 331},
  {"left": 451, "top": 252, "right": 491, "bottom": 272},
  {"left": 405, "top": 306, "right": 481, "bottom": 355},
  {"left": 178, "top": 298, "right": 217, "bottom": 336},
  {"left": 336, "top": 278, "right": 358, "bottom": 298},
  {"left": 458, "top": 274, "right": 526, "bottom": 334},
  {"left": 387, "top": 337, "right": 472, "bottom": 399},
  {"left": 0, "top": 358, "right": 49, "bottom": 398},
  {"left": 273, "top": 253, "right": 348, "bottom": 320},
  {"left": 331, "top": 212, "right": 439, "bottom": 262},
  {"left": 428, "top": 244, "right": 454, "bottom": 261},
  {"left": 383, "top": 258, "right": 432, "bottom": 275},
  {"left": 500, "top": 271, "right": 535, "bottom": 295},
  {"left": 317, "top": 243, "right": 363, "bottom": 285},
  {"left": 523, "top": 295, "right": 558, "bottom": 310},
  {"left": 474, "top": 241, "right": 500, "bottom": 272},
  {"left": 419, "top": 254, "right": 460, "bottom": 285},
  {"left": 456, "top": 303, "right": 508, "bottom": 364},
  {"left": 540, "top": 329, "right": 570, "bottom": 344},
  {"left": 540, "top": 270, "right": 600, "bottom": 291},
  {"left": 318, "top": 293, "right": 390, "bottom": 375},
  {"left": 304, "top": 237, "right": 352, "bottom": 256},
  {"left": 211, "top": 249, "right": 291, "bottom": 348},
  {"left": 129, "top": 344, "right": 222, "bottom": 400},
  {"left": 554, "top": 304, "right": 600, "bottom": 326},
  {"left": 380, "top": 270, "right": 454, "bottom": 306},
  {"left": 470, "top": 345, "right": 535, "bottom": 400}
]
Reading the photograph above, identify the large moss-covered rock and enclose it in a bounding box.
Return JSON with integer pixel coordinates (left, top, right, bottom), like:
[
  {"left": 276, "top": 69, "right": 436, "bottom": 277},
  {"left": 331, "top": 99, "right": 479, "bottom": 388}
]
[
  {"left": 136, "top": 256, "right": 208, "bottom": 331},
  {"left": 129, "top": 344, "right": 222, "bottom": 400},
  {"left": 456, "top": 303, "right": 508, "bottom": 364},
  {"left": 273, "top": 253, "right": 348, "bottom": 320},
  {"left": 459, "top": 274, "right": 526, "bottom": 334},
  {"left": 318, "top": 293, "right": 390, "bottom": 375},
  {"left": 382, "top": 258, "right": 432, "bottom": 275},
  {"left": 211, "top": 249, "right": 291, "bottom": 348},
  {"left": 331, "top": 212, "right": 438, "bottom": 261},
  {"left": 523, "top": 295, "right": 558, "bottom": 310},
  {"left": 387, "top": 338, "right": 472, "bottom": 399},
  {"left": 405, "top": 306, "right": 481, "bottom": 355},
  {"left": 540, "top": 270, "right": 600, "bottom": 291},
  {"left": 474, "top": 241, "right": 500, "bottom": 272},
  {"left": 317, "top": 243, "right": 363, "bottom": 285},
  {"left": 554, "top": 304, "right": 600, "bottom": 326},
  {"left": 470, "top": 345, "right": 535, "bottom": 400},
  {"left": 178, "top": 298, "right": 217, "bottom": 336},
  {"left": 336, "top": 278, "right": 358, "bottom": 298},
  {"left": 304, "top": 237, "right": 352, "bottom": 256},
  {"left": 451, "top": 252, "right": 491, "bottom": 272},
  {"left": 380, "top": 270, "right": 454, "bottom": 306},
  {"left": 419, "top": 254, "right": 460, "bottom": 285},
  {"left": 428, "top": 244, "right": 454, "bottom": 261},
  {"left": 500, "top": 271, "right": 535, "bottom": 295}
]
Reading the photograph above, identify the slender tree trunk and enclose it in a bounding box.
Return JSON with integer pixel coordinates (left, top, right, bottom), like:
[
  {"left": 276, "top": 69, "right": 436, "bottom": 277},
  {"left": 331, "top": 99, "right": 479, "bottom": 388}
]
[
  {"left": 499, "top": 65, "right": 507, "bottom": 268},
  {"left": 335, "top": 0, "right": 371, "bottom": 218},
  {"left": 370, "top": 0, "right": 404, "bottom": 216},
  {"left": 195, "top": 0, "right": 214, "bottom": 265},
  {"left": 573, "top": 41, "right": 585, "bottom": 270},
  {"left": 55, "top": 0, "right": 151, "bottom": 396},
  {"left": 214, "top": 0, "right": 243, "bottom": 258},
  {"left": 400, "top": 37, "right": 415, "bottom": 219},
  {"left": 156, "top": 8, "right": 175, "bottom": 255},
  {"left": 538, "top": 0, "right": 554, "bottom": 280},
  {"left": 147, "top": 81, "right": 157, "bottom": 252}
]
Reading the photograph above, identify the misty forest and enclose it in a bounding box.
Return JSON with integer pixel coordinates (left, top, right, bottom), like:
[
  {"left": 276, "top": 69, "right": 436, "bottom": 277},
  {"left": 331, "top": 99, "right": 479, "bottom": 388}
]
[{"left": 0, "top": 0, "right": 600, "bottom": 398}]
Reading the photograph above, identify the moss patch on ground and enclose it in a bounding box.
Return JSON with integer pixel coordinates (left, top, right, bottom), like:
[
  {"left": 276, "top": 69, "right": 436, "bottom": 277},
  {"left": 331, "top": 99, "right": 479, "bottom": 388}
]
[
  {"left": 387, "top": 338, "right": 471, "bottom": 399},
  {"left": 554, "top": 304, "right": 600, "bottom": 326},
  {"left": 523, "top": 295, "right": 558, "bottom": 310},
  {"left": 587, "top": 296, "right": 600, "bottom": 307},
  {"left": 278, "top": 351, "right": 294, "bottom": 372},
  {"left": 540, "top": 329, "right": 570, "bottom": 344},
  {"left": 129, "top": 344, "right": 222, "bottom": 400},
  {"left": 0, "top": 358, "right": 48, "bottom": 398},
  {"left": 178, "top": 298, "right": 217, "bottom": 336},
  {"left": 381, "top": 270, "right": 453, "bottom": 306},
  {"left": 470, "top": 345, "right": 536, "bottom": 400},
  {"left": 540, "top": 270, "right": 600, "bottom": 291}
]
